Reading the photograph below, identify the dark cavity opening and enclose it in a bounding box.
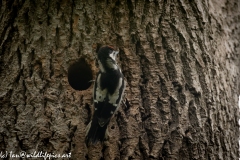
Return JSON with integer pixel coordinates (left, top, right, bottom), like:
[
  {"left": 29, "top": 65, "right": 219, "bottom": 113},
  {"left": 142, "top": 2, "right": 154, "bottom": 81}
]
[{"left": 68, "top": 58, "right": 93, "bottom": 91}]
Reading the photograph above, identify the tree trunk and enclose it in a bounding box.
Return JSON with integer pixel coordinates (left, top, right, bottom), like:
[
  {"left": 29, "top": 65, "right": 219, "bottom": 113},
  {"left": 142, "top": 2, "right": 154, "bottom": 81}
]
[{"left": 0, "top": 0, "right": 239, "bottom": 160}]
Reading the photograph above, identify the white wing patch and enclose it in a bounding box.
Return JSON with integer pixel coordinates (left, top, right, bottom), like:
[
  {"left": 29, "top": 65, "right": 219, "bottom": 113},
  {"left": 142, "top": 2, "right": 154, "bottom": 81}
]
[
  {"left": 108, "top": 77, "right": 123, "bottom": 105},
  {"left": 94, "top": 73, "right": 107, "bottom": 103}
]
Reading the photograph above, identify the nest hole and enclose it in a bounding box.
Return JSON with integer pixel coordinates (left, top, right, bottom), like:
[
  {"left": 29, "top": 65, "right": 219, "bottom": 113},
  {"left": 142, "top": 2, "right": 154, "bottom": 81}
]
[{"left": 68, "top": 58, "right": 93, "bottom": 91}]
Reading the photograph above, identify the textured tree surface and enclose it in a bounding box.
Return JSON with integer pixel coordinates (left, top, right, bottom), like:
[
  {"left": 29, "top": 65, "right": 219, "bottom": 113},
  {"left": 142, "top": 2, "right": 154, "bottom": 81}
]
[{"left": 0, "top": 0, "right": 239, "bottom": 160}]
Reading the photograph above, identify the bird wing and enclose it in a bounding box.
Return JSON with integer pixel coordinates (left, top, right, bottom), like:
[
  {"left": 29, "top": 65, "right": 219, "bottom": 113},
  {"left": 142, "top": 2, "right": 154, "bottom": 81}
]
[{"left": 93, "top": 72, "right": 125, "bottom": 127}]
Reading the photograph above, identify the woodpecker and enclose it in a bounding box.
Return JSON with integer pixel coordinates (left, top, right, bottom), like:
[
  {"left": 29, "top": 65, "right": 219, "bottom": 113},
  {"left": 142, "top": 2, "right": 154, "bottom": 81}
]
[{"left": 85, "top": 46, "right": 126, "bottom": 145}]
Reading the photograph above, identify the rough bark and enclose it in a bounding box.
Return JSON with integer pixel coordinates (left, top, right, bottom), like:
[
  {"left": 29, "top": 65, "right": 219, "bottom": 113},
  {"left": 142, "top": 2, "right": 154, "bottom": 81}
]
[{"left": 0, "top": 0, "right": 239, "bottom": 160}]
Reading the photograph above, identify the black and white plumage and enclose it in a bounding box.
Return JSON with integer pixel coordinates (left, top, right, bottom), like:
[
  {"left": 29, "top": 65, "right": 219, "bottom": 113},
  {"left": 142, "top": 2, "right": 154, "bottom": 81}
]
[{"left": 85, "top": 46, "right": 126, "bottom": 145}]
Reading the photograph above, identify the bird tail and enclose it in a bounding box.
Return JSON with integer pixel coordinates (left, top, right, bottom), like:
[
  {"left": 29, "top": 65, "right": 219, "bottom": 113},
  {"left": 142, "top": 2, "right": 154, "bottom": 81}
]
[{"left": 85, "top": 117, "right": 109, "bottom": 146}]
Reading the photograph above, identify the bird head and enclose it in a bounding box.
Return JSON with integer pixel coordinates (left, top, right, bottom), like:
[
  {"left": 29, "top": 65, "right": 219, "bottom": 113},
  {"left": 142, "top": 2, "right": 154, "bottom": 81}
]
[{"left": 97, "top": 46, "right": 119, "bottom": 62}]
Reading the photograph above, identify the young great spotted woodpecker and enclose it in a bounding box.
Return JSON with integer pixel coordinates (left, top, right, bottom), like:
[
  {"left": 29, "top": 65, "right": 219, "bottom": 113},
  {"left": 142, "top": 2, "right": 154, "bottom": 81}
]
[{"left": 85, "top": 46, "right": 126, "bottom": 145}]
